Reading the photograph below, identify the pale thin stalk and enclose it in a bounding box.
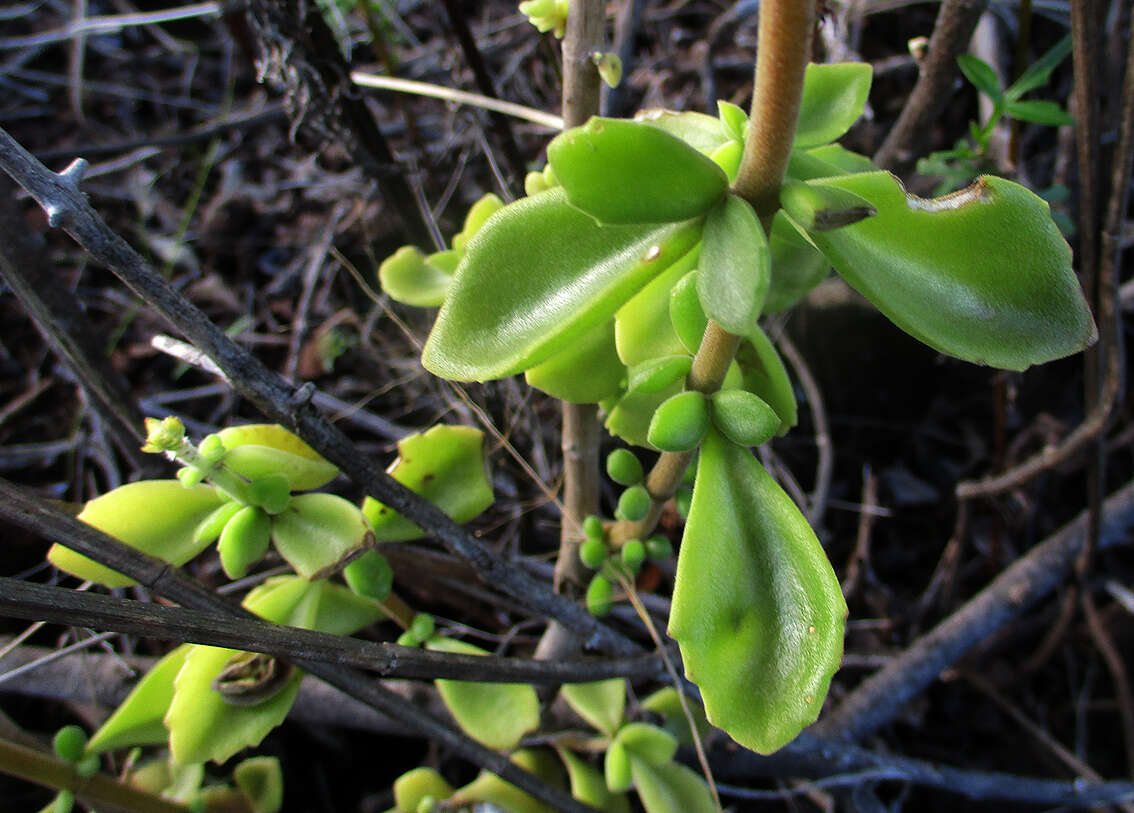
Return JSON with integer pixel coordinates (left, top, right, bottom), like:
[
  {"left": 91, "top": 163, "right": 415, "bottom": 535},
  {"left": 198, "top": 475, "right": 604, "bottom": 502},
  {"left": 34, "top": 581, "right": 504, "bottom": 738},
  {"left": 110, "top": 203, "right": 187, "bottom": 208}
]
[{"left": 351, "top": 73, "right": 563, "bottom": 130}]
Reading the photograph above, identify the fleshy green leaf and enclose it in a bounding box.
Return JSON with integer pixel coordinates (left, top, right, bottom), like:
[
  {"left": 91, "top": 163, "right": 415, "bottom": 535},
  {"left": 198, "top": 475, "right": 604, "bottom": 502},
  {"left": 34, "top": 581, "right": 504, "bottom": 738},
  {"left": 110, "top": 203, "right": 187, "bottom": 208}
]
[
  {"left": 633, "top": 109, "right": 729, "bottom": 154},
  {"left": 647, "top": 391, "right": 710, "bottom": 453},
  {"left": 716, "top": 100, "right": 748, "bottom": 142},
  {"left": 452, "top": 193, "right": 505, "bottom": 254},
  {"left": 86, "top": 645, "right": 192, "bottom": 753},
  {"left": 735, "top": 325, "right": 797, "bottom": 434},
  {"left": 614, "top": 245, "right": 700, "bottom": 366},
  {"left": 451, "top": 750, "right": 561, "bottom": 813},
  {"left": 802, "top": 172, "right": 1096, "bottom": 370},
  {"left": 165, "top": 645, "right": 302, "bottom": 765},
  {"left": 271, "top": 493, "right": 374, "bottom": 580},
  {"left": 233, "top": 756, "right": 284, "bottom": 813},
  {"left": 556, "top": 748, "right": 631, "bottom": 813},
  {"left": 423, "top": 188, "right": 701, "bottom": 381},
  {"left": 669, "top": 430, "right": 847, "bottom": 754},
  {"left": 794, "top": 62, "right": 873, "bottom": 149},
  {"left": 614, "top": 723, "right": 677, "bottom": 766},
  {"left": 669, "top": 271, "right": 708, "bottom": 355},
  {"left": 216, "top": 424, "right": 339, "bottom": 491},
  {"left": 525, "top": 319, "right": 625, "bottom": 403},
  {"left": 393, "top": 768, "right": 454, "bottom": 812},
  {"left": 362, "top": 425, "right": 493, "bottom": 542},
  {"left": 627, "top": 356, "right": 692, "bottom": 395},
  {"left": 780, "top": 181, "right": 876, "bottom": 232},
  {"left": 629, "top": 759, "right": 715, "bottom": 813},
  {"left": 548, "top": 117, "right": 728, "bottom": 224},
  {"left": 710, "top": 390, "right": 781, "bottom": 446},
  {"left": 696, "top": 194, "right": 769, "bottom": 335},
  {"left": 638, "top": 687, "right": 711, "bottom": 748},
  {"left": 560, "top": 679, "right": 626, "bottom": 737},
  {"left": 803, "top": 144, "right": 877, "bottom": 174},
  {"left": 378, "top": 245, "right": 453, "bottom": 307},
  {"left": 765, "top": 212, "right": 830, "bottom": 313},
  {"left": 48, "top": 482, "right": 223, "bottom": 588},
  {"left": 426, "top": 637, "right": 540, "bottom": 750}
]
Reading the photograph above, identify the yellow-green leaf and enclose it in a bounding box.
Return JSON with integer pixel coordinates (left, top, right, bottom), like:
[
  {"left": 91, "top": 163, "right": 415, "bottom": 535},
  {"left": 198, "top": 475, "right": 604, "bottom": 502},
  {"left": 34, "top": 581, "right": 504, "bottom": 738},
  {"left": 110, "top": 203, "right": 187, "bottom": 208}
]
[
  {"left": 422, "top": 188, "right": 701, "bottom": 381},
  {"left": 560, "top": 679, "right": 626, "bottom": 737},
  {"left": 669, "top": 430, "right": 846, "bottom": 754},
  {"left": 548, "top": 117, "right": 728, "bottom": 224},
  {"left": 805, "top": 172, "right": 1096, "bottom": 370},
  {"left": 48, "top": 482, "right": 223, "bottom": 588},
  {"left": 426, "top": 637, "right": 540, "bottom": 750},
  {"left": 362, "top": 425, "right": 493, "bottom": 542},
  {"left": 216, "top": 424, "right": 338, "bottom": 491}
]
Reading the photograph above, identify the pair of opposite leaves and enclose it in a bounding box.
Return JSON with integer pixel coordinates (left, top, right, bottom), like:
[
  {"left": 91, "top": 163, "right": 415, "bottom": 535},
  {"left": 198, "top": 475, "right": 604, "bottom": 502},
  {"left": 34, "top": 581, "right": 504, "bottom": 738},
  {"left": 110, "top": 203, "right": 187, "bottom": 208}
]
[{"left": 412, "top": 63, "right": 1094, "bottom": 756}]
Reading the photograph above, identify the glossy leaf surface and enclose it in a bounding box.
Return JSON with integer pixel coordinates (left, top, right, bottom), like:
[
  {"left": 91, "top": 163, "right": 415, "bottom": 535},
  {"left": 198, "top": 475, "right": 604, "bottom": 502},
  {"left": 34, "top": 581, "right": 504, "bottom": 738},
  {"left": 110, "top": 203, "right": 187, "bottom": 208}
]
[
  {"left": 378, "top": 245, "right": 452, "bottom": 307},
  {"left": 780, "top": 181, "right": 876, "bottom": 232},
  {"left": 735, "top": 326, "right": 797, "bottom": 434},
  {"left": 427, "top": 637, "right": 540, "bottom": 750},
  {"left": 423, "top": 189, "right": 700, "bottom": 381},
  {"left": 696, "top": 194, "right": 769, "bottom": 335},
  {"left": 710, "top": 390, "right": 781, "bottom": 446},
  {"left": 614, "top": 245, "right": 699, "bottom": 365},
  {"left": 633, "top": 109, "right": 728, "bottom": 154},
  {"left": 362, "top": 425, "right": 493, "bottom": 542},
  {"left": 764, "top": 212, "right": 829, "bottom": 313},
  {"left": 271, "top": 493, "right": 374, "bottom": 579},
  {"left": 669, "top": 430, "right": 846, "bottom": 754},
  {"left": 525, "top": 319, "right": 625, "bottom": 403},
  {"left": 216, "top": 424, "right": 339, "bottom": 491},
  {"left": 794, "top": 62, "right": 873, "bottom": 149},
  {"left": 393, "top": 768, "right": 454, "bottom": 812},
  {"left": 49, "top": 482, "right": 223, "bottom": 588},
  {"left": 804, "top": 172, "right": 1096, "bottom": 370},
  {"left": 549, "top": 117, "right": 728, "bottom": 224}
]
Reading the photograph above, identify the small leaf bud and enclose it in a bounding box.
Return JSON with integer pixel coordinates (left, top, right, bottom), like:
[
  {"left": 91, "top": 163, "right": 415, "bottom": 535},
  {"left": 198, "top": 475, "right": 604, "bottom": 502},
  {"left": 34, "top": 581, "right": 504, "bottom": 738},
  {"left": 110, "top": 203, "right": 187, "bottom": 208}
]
[
  {"left": 141, "top": 415, "right": 185, "bottom": 453},
  {"left": 410, "top": 613, "right": 435, "bottom": 643},
  {"left": 621, "top": 539, "right": 646, "bottom": 573},
  {"left": 617, "top": 485, "right": 651, "bottom": 522},
  {"left": 606, "top": 448, "right": 644, "bottom": 486},
  {"left": 52, "top": 725, "right": 87, "bottom": 763},
  {"left": 582, "top": 514, "right": 605, "bottom": 540},
  {"left": 645, "top": 535, "right": 673, "bottom": 560},
  {"left": 586, "top": 574, "right": 614, "bottom": 617},
  {"left": 579, "top": 537, "right": 608, "bottom": 570}
]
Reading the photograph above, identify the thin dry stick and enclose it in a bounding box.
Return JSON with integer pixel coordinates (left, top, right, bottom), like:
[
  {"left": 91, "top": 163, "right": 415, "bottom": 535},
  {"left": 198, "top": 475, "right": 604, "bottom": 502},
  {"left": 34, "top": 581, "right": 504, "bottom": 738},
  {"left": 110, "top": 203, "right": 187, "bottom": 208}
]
[
  {"left": 813, "top": 476, "right": 1134, "bottom": 743},
  {"left": 538, "top": 0, "right": 607, "bottom": 661},
  {"left": 963, "top": 670, "right": 1134, "bottom": 813},
  {"left": 0, "top": 577, "right": 664, "bottom": 685},
  {"left": 0, "top": 124, "right": 641, "bottom": 659}
]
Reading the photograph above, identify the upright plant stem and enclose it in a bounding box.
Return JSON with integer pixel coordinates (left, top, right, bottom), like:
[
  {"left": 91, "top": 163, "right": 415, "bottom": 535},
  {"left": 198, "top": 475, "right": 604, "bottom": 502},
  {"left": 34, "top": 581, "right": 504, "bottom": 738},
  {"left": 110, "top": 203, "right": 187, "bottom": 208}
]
[
  {"left": 544, "top": 0, "right": 606, "bottom": 610},
  {"left": 610, "top": 0, "right": 816, "bottom": 545},
  {"left": 733, "top": 0, "right": 815, "bottom": 220}
]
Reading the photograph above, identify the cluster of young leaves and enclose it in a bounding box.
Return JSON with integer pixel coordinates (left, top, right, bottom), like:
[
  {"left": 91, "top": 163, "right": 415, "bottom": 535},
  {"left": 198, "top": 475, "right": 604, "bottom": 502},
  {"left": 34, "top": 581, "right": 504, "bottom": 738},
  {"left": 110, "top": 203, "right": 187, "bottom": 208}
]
[
  {"left": 378, "top": 58, "right": 1095, "bottom": 759},
  {"left": 45, "top": 420, "right": 496, "bottom": 795},
  {"left": 386, "top": 678, "right": 716, "bottom": 813},
  {"left": 917, "top": 35, "right": 1074, "bottom": 193}
]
